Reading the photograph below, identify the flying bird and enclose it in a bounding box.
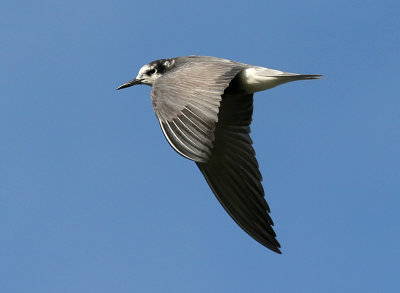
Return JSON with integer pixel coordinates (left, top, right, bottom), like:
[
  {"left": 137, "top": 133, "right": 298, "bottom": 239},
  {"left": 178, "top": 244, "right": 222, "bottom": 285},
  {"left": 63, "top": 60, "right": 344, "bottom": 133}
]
[{"left": 117, "top": 56, "right": 321, "bottom": 253}]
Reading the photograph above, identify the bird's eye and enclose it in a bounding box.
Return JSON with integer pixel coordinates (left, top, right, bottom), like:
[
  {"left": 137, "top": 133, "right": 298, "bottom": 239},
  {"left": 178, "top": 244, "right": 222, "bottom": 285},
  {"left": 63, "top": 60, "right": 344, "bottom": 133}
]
[{"left": 147, "top": 69, "right": 156, "bottom": 75}]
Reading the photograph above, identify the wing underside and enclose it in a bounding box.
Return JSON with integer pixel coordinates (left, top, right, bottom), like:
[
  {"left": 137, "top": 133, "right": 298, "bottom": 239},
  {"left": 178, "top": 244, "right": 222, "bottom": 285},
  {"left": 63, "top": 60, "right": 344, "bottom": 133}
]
[
  {"left": 197, "top": 93, "right": 281, "bottom": 253},
  {"left": 152, "top": 56, "right": 247, "bottom": 162},
  {"left": 152, "top": 56, "right": 280, "bottom": 252}
]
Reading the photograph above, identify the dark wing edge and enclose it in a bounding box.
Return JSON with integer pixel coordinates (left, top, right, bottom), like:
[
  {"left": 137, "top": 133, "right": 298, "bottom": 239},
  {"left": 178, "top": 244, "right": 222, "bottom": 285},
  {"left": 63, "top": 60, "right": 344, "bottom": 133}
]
[{"left": 196, "top": 93, "right": 281, "bottom": 253}]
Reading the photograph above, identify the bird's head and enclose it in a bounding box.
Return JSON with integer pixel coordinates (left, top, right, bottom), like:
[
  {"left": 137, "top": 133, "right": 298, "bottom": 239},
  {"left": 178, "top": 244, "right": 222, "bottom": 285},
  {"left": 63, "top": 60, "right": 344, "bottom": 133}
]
[{"left": 116, "top": 58, "right": 174, "bottom": 89}]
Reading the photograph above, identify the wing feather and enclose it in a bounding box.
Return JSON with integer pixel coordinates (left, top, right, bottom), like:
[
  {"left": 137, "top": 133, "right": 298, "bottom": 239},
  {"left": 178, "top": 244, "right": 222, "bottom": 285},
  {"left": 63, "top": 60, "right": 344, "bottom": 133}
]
[
  {"left": 152, "top": 56, "right": 247, "bottom": 162},
  {"left": 151, "top": 56, "right": 280, "bottom": 252},
  {"left": 196, "top": 92, "right": 281, "bottom": 253}
]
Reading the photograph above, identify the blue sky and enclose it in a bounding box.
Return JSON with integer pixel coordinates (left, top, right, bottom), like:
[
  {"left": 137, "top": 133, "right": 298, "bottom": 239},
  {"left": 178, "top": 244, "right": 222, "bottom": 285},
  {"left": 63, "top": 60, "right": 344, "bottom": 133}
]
[{"left": 1, "top": 0, "right": 399, "bottom": 292}]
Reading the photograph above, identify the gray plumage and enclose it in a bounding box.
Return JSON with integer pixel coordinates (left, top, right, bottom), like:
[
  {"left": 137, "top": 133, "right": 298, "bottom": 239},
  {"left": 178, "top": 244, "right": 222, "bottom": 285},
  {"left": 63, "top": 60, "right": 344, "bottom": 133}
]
[{"left": 117, "top": 55, "right": 321, "bottom": 253}]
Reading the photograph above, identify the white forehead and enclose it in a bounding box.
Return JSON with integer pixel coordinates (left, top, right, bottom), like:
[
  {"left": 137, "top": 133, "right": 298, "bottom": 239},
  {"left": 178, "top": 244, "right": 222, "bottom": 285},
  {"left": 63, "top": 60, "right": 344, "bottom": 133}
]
[{"left": 137, "top": 64, "right": 153, "bottom": 77}]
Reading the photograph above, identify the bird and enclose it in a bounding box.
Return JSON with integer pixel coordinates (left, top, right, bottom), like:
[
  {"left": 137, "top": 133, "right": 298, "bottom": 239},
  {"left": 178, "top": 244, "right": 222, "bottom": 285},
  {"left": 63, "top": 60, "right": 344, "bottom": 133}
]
[{"left": 117, "top": 56, "right": 321, "bottom": 253}]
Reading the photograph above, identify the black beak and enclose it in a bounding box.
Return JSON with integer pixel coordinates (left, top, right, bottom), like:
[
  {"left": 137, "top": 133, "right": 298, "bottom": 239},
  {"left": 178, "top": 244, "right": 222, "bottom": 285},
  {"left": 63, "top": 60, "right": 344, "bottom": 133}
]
[{"left": 116, "top": 79, "right": 142, "bottom": 90}]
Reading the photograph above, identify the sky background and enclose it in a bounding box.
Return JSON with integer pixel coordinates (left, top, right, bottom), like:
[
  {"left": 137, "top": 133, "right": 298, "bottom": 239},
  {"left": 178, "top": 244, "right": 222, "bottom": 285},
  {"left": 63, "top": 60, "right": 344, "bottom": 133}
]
[{"left": 1, "top": 0, "right": 399, "bottom": 292}]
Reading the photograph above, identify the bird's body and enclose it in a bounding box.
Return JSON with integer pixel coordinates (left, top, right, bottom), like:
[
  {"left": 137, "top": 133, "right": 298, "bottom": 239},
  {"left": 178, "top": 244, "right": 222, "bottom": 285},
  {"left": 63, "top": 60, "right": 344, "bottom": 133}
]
[{"left": 117, "top": 56, "right": 321, "bottom": 253}]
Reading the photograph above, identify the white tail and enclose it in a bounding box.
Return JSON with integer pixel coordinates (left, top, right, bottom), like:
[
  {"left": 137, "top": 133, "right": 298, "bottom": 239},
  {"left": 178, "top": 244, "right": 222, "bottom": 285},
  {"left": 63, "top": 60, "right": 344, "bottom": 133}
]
[{"left": 239, "top": 67, "right": 321, "bottom": 93}]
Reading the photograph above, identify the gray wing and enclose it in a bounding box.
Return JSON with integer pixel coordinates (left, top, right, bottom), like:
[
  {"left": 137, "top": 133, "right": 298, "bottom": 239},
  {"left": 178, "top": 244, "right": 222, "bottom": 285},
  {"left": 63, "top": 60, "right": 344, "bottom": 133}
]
[
  {"left": 152, "top": 57, "right": 246, "bottom": 162},
  {"left": 196, "top": 92, "right": 281, "bottom": 253}
]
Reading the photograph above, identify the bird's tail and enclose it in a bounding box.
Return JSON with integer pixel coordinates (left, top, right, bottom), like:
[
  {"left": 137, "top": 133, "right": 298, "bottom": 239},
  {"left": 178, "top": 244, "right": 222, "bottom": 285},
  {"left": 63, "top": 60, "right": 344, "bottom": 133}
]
[
  {"left": 280, "top": 74, "right": 322, "bottom": 82},
  {"left": 240, "top": 67, "right": 322, "bottom": 93}
]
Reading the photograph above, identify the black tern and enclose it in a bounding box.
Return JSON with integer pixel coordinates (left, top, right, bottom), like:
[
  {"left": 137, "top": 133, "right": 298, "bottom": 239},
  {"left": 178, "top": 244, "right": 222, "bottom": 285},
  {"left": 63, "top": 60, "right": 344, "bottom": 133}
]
[{"left": 117, "top": 56, "right": 321, "bottom": 253}]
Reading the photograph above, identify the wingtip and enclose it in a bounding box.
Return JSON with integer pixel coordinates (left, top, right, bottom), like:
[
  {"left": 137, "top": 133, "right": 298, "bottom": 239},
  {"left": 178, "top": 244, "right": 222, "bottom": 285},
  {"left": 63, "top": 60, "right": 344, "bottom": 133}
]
[{"left": 265, "top": 241, "right": 282, "bottom": 254}]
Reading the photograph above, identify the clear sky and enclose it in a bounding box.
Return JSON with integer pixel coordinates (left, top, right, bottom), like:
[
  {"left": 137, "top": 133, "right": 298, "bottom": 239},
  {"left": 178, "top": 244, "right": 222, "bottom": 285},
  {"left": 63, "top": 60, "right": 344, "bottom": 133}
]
[{"left": 1, "top": 0, "right": 399, "bottom": 292}]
